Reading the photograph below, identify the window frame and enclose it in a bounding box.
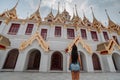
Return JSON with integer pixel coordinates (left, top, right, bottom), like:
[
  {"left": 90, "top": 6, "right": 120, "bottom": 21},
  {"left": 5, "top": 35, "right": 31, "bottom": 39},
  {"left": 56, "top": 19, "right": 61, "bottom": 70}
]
[
  {"left": 91, "top": 31, "right": 98, "bottom": 41},
  {"left": 8, "top": 23, "right": 20, "bottom": 35},
  {"left": 41, "top": 29, "right": 47, "bottom": 40},
  {"left": 103, "top": 31, "right": 109, "bottom": 41},
  {"left": 81, "top": 29, "right": 87, "bottom": 39},
  {"left": 67, "top": 28, "right": 75, "bottom": 39},
  {"left": 25, "top": 24, "right": 34, "bottom": 35},
  {"left": 54, "top": 26, "right": 61, "bottom": 37}
]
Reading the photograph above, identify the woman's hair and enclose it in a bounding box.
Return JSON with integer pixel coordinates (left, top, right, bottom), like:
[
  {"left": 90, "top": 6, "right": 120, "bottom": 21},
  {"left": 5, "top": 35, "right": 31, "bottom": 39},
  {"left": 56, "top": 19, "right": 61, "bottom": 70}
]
[{"left": 71, "top": 44, "right": 78, "bottom": 64}]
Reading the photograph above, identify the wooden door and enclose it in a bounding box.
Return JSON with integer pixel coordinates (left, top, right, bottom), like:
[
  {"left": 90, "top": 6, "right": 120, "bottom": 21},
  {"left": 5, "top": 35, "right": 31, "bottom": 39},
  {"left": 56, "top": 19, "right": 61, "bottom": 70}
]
[
  {"left": 27, "top": 50, "right": 41, "bottom": 70},
  {"left": 3, "top": 49, "right": 19, "bottom": 69},
  {"left": 92, "top": 54, "right": 101, "bottom": 70},
  {"left": 50, "top": 52, "right": 63, "bottom": 70}
]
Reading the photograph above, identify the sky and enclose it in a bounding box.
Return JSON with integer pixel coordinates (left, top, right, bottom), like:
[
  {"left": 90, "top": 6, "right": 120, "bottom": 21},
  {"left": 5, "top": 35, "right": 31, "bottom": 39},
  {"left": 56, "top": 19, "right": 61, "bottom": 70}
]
[{"left": 0, "top": 0, "right": 120, "bottom": 26}]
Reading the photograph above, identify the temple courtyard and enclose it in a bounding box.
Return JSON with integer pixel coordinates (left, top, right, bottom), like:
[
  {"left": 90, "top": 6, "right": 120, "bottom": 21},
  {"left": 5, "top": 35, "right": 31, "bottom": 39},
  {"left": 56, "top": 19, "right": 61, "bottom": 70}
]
[{"left": 0, "top": 72, "right": 120, "bottom": 80}]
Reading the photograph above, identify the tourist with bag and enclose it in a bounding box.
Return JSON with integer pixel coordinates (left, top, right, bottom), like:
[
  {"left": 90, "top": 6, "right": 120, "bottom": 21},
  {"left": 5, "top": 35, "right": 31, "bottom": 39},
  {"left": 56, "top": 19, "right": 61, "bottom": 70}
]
[{"left": 69, "top": 44, "right": 82, "bottom": 80}]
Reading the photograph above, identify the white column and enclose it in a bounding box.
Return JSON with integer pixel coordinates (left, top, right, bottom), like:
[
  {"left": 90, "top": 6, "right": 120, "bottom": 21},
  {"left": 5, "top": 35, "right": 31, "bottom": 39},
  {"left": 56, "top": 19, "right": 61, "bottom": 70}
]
[
  {"left": 86, "top": 55, "right": 94, "bottom": 72},
  {"left": 0, "top": 50, "right": 8, "bottom": 70},
  {"left": 39, "top": 53, "right": 48, "bottom": 72},
  {"left": 106, "top": 55, "right": 116, "bottom": 72},
  {"left": 99, "top": 32, "right": 105, "bottom": 42},
  {"left": 66, "top": 53, "right": 70, "bottom": 72},
  {"left": 14, "top": 51, "right": 27, "bottom": 71}
]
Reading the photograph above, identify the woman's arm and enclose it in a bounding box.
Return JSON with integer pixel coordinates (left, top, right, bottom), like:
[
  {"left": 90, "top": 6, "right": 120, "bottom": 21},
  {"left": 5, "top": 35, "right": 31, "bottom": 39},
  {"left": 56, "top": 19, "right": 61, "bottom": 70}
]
[{"left": 69, "top": 55, "right": 71, "bottom": 70}]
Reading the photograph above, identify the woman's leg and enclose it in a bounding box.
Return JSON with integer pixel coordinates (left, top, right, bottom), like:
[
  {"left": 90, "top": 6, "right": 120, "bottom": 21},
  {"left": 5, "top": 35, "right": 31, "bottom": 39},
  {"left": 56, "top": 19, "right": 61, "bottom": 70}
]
[
  {"left": 76, "top": 71, "right": 80, "bottom": 80},
  {"left": 71, "top": 71, "right": 75, "bottom": 80}
]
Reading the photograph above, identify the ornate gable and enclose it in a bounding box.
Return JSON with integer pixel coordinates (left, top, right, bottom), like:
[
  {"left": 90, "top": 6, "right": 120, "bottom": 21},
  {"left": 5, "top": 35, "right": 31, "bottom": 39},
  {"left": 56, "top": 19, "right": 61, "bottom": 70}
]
[
  {"left": 105, "top": 9, "right": 120, "bottom": 34},
  {"left": 65, "top": 35, "right": 92, "bottom": 54},
  {"left": 19, "top": 32, "right": 49, "bottom": 52},
  {"left": 44, "top": 10, "right": 54, "bottom": 23},
  {"left": 96, "top": 39, "right": 120, "bottom": 54},
  {"left": 61, "top": 9, "right": 71, "bottom": 23},
  {"left": 0, "top": 1, "right": 18, "bottom": 24}
]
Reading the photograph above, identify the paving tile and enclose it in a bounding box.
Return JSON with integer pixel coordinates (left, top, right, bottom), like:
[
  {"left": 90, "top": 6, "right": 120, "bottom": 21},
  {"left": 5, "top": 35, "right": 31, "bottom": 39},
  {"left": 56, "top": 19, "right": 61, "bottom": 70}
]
[{"left": 0, "top": 72, "right": 120, "bottom": 80}]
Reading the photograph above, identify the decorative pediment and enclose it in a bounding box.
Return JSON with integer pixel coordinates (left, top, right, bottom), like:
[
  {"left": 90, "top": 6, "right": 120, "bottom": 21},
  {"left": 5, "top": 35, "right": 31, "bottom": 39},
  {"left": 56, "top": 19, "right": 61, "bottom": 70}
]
[
  {"left": 0, "top": 34, "right": 11, "bottom": 50},
  {"left": 61, "top": 9, "right": 71, "bottom": 22},
  {"left": 44, "top": 11, "right": 54, "bottom": 23},
  {"left": 96, "top": 39, "right": 120, "bottom": 55},
  {"left": 53, "top": 15, "right": 64, "bottom": 24},
  {"left": 19, "top": 32, "right": 49, "bottom": 52},
  {"left": 0, "top": 1, "right": 18, "bottom": 24},
  {"left": 83, "top": 15, "right": 91, "bottom": 27},
  {"left": 65, "top": 35, "right": 92, "bottom": 54}
]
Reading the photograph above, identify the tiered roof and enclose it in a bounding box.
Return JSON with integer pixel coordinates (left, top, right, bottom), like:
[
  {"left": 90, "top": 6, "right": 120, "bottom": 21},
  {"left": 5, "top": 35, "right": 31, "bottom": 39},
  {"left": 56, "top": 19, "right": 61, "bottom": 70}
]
[{"left": 0, "top": 1, "right": 119, "bottom": 34}]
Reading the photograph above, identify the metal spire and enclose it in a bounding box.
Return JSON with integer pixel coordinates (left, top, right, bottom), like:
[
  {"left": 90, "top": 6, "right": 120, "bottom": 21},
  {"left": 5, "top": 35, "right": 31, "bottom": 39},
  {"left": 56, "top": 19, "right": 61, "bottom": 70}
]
[
  {"left": 91, "top": 7, "right": 95, "bottom": 19},
  {"left": 37, "top": 0, "right": 42, "bottom": 11},
  {"left": 105, "top": 9, "right": 110, "bottom": 21},
  {"left": 75, "top": 4, "right": 78, "bottom": 16},
  {"left": 13, "top": 0, "right": 19, "bottom": 9},
  {"left": 82, "top": 9, "right": 85, "bottom": 17},
  {"left": 73, "top": 8, "right": 75, "bottom": 17},
  {"left": 58, "top": 2, "right": 60, "bottom": 14}
]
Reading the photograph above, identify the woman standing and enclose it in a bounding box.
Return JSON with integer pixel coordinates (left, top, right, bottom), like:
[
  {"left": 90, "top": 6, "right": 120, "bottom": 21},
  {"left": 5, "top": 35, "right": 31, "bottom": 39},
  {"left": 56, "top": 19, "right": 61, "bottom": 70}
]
[{"left": 69, "top": 44, "right": 82, "bottom": 80}]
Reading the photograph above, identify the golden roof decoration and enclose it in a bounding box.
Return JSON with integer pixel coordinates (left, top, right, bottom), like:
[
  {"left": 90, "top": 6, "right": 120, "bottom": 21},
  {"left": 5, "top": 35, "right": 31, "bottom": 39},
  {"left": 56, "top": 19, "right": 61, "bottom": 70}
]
[
  {"left": 82, "top": 10, "right": 91, "bottom": 27},
  {"left": 19, "top": 31, "right": 49, "bottom": 52},
  {"left": 71, "top": 5, "right": 82, "bottom": 30},
  {"left": 96, "top": 39, "right": 120, "bottom": 55},
  {"left": 61, "top": 8, "right": 71, "bottom": 22},
  {"left": 0, "top": 0, "right": 19, "bottom": 24},
  {"left": 65, "top": 35, "right": 92, "bottom": 54},
  {"left": 105, "top": 9, "right": 120, "bottom": 34},
  {"left": 91, "top": 7, "right": 104, "bottom": 33},
  {"left": 0, "top": 34, "right": 11, "bottom": 50},
  {"left": 28, "top": 0, "right": 41, "bottom": 26},
  {"left": 44, "top": 7, "right": 54, "bottom": 23}
]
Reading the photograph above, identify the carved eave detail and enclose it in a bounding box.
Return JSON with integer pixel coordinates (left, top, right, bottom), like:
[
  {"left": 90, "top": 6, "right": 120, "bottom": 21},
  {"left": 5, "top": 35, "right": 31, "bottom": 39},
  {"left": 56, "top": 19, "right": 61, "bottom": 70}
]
[
  {"left": 44, "top": 11, "right": 54, "bottom": 23},
  {"left": 28, "top": 10, "right": 41, "bottom": 26},
  {"left": 71, "top": 16, "right": 83, "bottom": 30},
  {"left": 53, "top": 14, "right": 64, "bottom": 24},
  {"left": 65, "top": 35, "right": 92, "bottom": 54},
  {"left": 97, "top": 39, "right": 120, "bottom": 54},
  {"left": 61, "top": 9, "right": 71, "bottom": 23},
  {"left": 92, "top": 18, "right": 104, "bottom": 33},
  {"left": 19, "top": 31, "right": 49, "bottom": 52},
  {"left": 0, "top": 7, "right": 18, "bottom": 24},
  {"left": 108, "top": 20, "right": 120, "bottom": 35},
  {"left": 83, "top": 16, "right": 92, "bottom": 27}
]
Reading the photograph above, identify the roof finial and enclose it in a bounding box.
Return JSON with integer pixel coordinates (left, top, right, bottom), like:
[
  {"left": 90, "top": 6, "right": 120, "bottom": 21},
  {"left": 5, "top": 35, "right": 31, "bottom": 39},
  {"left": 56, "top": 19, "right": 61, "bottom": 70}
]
[
  {"left": 58, "top": 2, "right": 60, "bottom": 14},
  {"left": 37, "top": 0, "right": 42, "bottom": 11},
  {"left": 73, "top": 8, "right": 75, "bottom": 17},
  {"left": 91, "top": 7, "right": 95, "bottom": 19},
  {"left": 13, "top": 0, "right": 19, "bottom": 9},
  {"left": 82, "top": 9, "right": 85, "bottom": 17},
  {"left": 75, "top": 4, "right": 78, "bottom": 16},
  {"left": 50, "top": 5, "right": 53, "bottom": 13},
  {"left": 105, "top": 9, "right": 110, "bottom": 20}
]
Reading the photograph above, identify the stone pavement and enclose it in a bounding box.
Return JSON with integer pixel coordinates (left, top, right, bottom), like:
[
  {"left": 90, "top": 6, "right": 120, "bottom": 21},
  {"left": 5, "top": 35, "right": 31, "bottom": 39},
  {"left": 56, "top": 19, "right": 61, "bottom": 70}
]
[{"left": 0, "top": 72, "right": 120, "bottom": 80}]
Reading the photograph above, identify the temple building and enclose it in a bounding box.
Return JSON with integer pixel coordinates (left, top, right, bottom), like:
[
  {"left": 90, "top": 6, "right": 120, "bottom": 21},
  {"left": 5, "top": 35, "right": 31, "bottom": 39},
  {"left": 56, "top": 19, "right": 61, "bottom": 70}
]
[{"left": 0, "top": 1, "right": 120, "bottom": 72}]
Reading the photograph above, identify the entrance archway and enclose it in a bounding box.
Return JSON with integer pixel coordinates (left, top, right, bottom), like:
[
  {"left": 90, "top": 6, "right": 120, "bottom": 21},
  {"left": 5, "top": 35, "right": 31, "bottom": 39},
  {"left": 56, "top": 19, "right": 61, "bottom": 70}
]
[
  {"left": 79, "top": 51, "right": 86, "bottom": 71},
  {"left": 27, "top": 50, "right": 41, "bottom": 70},
  {"left": 92, "top": 53, "right": 101, "bottom": 70},
  {"left": 50, "top": 51, "right": 63, "bottom": 70},
  {"left": 3, "top": 49, "right": 19, "bottom": 69},
  {"left": 112, "top": 53, "right": 120, "bottom": 71}
]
